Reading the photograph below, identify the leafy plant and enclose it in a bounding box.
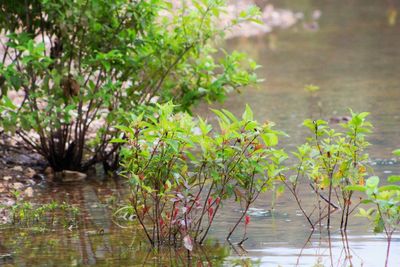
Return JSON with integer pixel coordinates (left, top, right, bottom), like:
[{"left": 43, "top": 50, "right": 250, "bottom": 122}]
[
  {"left": 348, "top": 149, "right": 400, "bottom": 267},
  {"left": 0, "top": 0, "right": 261, "bottom": 171},
  {"left": 1, "top": 191, "right": 80, "bottom": 229},
  {"left": 114, "top": 102, "right": 286, "bottom": 249},
  {"left": 282, "top": 110, "right": 372, "bottom": 230}
]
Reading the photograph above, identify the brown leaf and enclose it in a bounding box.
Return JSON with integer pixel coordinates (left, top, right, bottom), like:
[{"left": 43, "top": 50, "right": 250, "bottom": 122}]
[{"left": 61, "top": 75, "right": 80, "bottom": 98}]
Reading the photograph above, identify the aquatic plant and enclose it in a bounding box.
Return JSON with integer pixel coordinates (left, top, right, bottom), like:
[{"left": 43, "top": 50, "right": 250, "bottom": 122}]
[
  {"left": 1, "top": 191, "right": 80, "bottom": 229},
  {"left": 283, "top": 111, "right": 372, "bottom": 230},
  {"left": 114, "top": 102, "right": 286, "bottom": 249},
  {"left": 0, "top": 0, "right": 260, "bottom": 171},
  {"left": 347, "top": 149, "right": 400, "bottom": 267}
]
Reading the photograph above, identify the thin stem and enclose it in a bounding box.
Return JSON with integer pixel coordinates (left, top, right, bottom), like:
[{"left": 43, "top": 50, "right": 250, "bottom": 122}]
[
  {"left": 226, "top": 202, "right": 250, "bottom": 241},
  {"left": 384, "top": 232, "right": 393, "bottom": 267}
]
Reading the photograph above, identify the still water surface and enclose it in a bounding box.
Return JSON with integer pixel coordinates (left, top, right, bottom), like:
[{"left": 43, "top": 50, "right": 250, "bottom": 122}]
[
  {"left": 1, "top": 0, "right": 400, "bottom": 266},
  {"left": 201, "top": 0, "right": 400, "bottom": 265}
]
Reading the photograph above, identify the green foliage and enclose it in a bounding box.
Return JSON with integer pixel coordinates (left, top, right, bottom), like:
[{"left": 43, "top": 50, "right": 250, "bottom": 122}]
[
  {"left": 304, "top": 84, "right": 320, "bottom": 92},
  {"left": 350, "top": 174, "right": 400, "bottom": 267},
  {"left": 115, "top": 102, "right": 286, "bottom": 248},
  {"left": 284, "top": 110, "right": 372, "bottom": 229},
  {"left": 349, "top": 150, "right": 400, "bottom": 237},
  {"left": 0, "top": 0, "right": 260, "bottom": 171},
  {"left": 1, "top": 192, "right": 80, "bottom": 229}
]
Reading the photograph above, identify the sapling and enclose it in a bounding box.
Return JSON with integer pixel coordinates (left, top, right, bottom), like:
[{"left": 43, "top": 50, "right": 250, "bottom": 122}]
[{"left": 283, "top": 111, "right": 371, "bottom": 230}]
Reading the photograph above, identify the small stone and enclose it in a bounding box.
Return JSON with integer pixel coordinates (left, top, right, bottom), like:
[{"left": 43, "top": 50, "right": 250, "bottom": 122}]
[
  {"left": 44, "top": 167, "right": 55, "bottom": 181},
  {"left": 0, "top": 253, "right": 13, "bottom": 261},
  {"left": 44, "top": 166, "right": 54, "bottom": 176},
  {"left": 57, "top": 170, "right": 87, "bottom": 182},
  {"left": 26, "top": 179, "right": 36, "bottom": 185},
  {"left": 11, "top": 166, "right": 23, "bottom": 172},
  {"left": 12, "top": 182, "right": 24, "bottom": 190},
  {"left": 0, "top": 184, "right": 5, "bottom": 193},
  {"left": 25, "top": 167, "right": 36, "bottom": 178},
  {"left": 8, "top": 138, "right": 17, "bottom": 146},
  {"left": 3, "top": 176, "right": 12, "bottom": 181},
  {"left": 24, "top": 187, "right": 34, "bottom": 197},
  {"left": 33, "top": 174, "right": 45, "bottom": 181},
  {"left": 1, "top": 197, "right": 15, "bottom": 207}
]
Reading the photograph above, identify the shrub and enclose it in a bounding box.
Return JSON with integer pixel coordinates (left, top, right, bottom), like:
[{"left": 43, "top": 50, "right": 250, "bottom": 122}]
[
  {"left": 282, "top": 111, "right": 372, "bottom": 230},
  {"left": 114, "top": 102, "right": 286, "bottom": 249},
  {"left": 0, "top": 0, "right": 260, "bottom": 171}
]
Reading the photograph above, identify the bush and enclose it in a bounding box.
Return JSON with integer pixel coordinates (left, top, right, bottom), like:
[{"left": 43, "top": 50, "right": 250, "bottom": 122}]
[
  {"left": 114, "top": 102, "right": 286, "bottom": 248},
  {"left": 0, "top": 0, "right": 261, "bottom": 171},
  {"left": 283, "top": 111, "right": 372, "bottom": 230}
]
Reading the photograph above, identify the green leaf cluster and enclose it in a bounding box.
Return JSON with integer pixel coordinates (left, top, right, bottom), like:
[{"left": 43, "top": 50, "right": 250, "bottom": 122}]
[
  {"left": 347, "top": 150, "right": 400, "bottom": 236},
  {"left": 115, "top": 102, "right": 286, "bottom": 245}
]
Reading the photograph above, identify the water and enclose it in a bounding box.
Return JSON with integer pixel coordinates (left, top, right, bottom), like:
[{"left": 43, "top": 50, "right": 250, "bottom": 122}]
[
  {"left": 199, "top": 0, "right": 400, "bottom": 265},
  {"left": 1, "top": 0, "right": 400, "bottom": 266}
]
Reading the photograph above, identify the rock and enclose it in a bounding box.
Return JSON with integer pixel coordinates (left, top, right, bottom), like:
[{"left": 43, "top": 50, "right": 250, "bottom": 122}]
[
  {"left": 12, "top": 182, "right": 24, "bottom": 190},
  {"left": 0, "top": 253, "right": 13, "bottom": 263},
  {"left": 44, "top": 166, "right": 55, "bottom": 181},
  {"left": 11, "top": 166, "right": 23, "bottom": 172},
  {"left": 23, "top": 187, "right": 34, "bottom": 197},
  {"left": 1, "top": 198, "right": 15, "bottom": 207},
  {"left": 44, "top": 166, "right": 54, "bottom": 176},
  {"left": 32, "top": 174, "right": 45, "bottom": 181},
  {"left": 0, "top": 184, "right": 5, "bottom": 193},
  {"left": 56, "top": 170, "right": 87, "bottom": 182},
  {"left": 329, "top": 116, "right": 352, "bottom": 124},
  {"left": 5, "top": 153, "right": 45, "bottom": 167},
  {"left": 3, "top": 176, "right": 12, "bottom": 181},
  {"left": 24, "top": 167, "right": 36, "bottom": 178},
  {"left": 26, "top": 179, "right": 36, "bottom": 186},
  {"left": 329, "top": 117, "right": 341, "bottom": 124}
]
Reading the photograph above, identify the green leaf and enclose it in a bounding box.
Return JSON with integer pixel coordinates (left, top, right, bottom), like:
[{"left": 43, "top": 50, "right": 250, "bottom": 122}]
[
  {"left": 388, "top": 175, "right": 400, "bottom": 183},
  {"left": 359, "top": 208, "right": 368, "bottom": 217},
  {"left": 344, "top": 185, "right": 366, "bottom": 192},
  {"left": 110, "top": 138, "right": 126, "bottom": 143},
  {"left": 366, "top": 176, "right": 380, "bottom": 188},
  {"left": 221, "top": 109, "right": 238, "bottom": 123},
  {"left": 303, "top": 119, "right": 315, "bottom": 131},
  {"left": 393, "top": 149, "right": 400, "bottom": 157},
  {"left": 361, "top": 199, "right": 373, "bottom": 204},
  {"left": 276, "top": 184, "right": 285, "bottom": 196},
  {"left": 261, "top": 133, "right": 278, "bottom": 146},
  {"left": 212, "top": 109, "right": 230, "bottom": 124},
  {"left": 1, "top": 96, "right": 17, "bottom": 110},
  {"left": 358, "top": 112, "right": 370, "bottom": 120},
  {"left": 304, "top": 84, "right": 320, "bottom": 92},
  {"left": 242, "top": 104, "right": 253, "bottom": 121},
  {"left": 378, "top": 185, "right": 400, "bottom": 192},
  {"left": 114, "top": 125, "right": 134, "bottom": 135},
  {"left": 373, "top": 217, "right": 385, "bottom": 233}
]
